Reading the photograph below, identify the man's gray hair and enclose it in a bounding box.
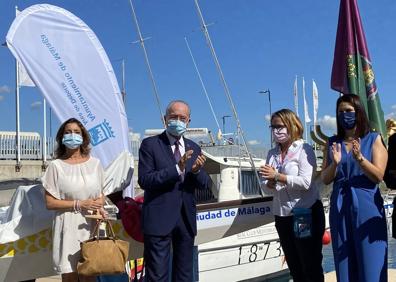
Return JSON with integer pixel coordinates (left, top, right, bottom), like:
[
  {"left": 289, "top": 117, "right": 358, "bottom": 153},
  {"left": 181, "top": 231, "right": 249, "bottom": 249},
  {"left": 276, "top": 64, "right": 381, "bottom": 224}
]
[{"left": 165, "top": 100, "right": 191, "bottom": 116}]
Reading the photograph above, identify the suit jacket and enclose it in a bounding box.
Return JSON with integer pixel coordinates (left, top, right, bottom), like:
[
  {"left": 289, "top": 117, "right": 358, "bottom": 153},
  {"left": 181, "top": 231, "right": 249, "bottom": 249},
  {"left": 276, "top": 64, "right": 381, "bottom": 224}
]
[
  {"left": 138, "top": 131, "right": 212, "bottom": 236},
  {"left": 385, "top": 134, "right": 396, "bottom": 189}
]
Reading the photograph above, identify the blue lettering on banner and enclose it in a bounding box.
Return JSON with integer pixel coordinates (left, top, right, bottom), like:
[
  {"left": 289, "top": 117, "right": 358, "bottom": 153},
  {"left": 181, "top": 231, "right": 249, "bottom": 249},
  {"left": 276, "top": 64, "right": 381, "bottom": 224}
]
[
  {"left": 41, "top": 34, "right": 61, "bottom": 60},
  {"left": 88, "top": 119, "right": 115, "bottom": 146},
  {"left": 41, "top": 34, "right": 97, "bottom": 124},
  {"left": 196, "top": 206, "right": 271, "bottom": 221}
]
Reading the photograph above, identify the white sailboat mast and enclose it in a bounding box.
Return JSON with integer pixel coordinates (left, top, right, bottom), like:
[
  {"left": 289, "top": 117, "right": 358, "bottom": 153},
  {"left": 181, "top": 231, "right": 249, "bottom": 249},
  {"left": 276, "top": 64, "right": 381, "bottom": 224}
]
[
  {"left": 184, "top": 37, "right": 222, "bottom": 136},
  {"left": 127, "top": 0, "right": 165, "bottom": 127},
  {"left": 193, "top": 0, "right": 264, "bottom": 195},
  {"left": 121, "top": 59, "right": 126, "bottom": 103}
]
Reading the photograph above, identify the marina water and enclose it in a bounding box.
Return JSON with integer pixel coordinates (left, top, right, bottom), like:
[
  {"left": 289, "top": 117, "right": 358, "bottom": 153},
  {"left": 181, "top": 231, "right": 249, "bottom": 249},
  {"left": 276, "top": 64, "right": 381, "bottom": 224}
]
[{"left": 322, "top": 237, "right": 396, "bottom": 273}]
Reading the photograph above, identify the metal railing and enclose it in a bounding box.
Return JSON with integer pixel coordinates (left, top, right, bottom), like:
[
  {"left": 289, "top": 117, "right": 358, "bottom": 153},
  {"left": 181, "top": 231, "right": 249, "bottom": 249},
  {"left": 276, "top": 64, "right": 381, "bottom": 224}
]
[
  {"left": 0, "top": 134, "right": 141, "bottom": 161},
  {"left": 0, "top": 134, "right": 55, "bottom": 160}
]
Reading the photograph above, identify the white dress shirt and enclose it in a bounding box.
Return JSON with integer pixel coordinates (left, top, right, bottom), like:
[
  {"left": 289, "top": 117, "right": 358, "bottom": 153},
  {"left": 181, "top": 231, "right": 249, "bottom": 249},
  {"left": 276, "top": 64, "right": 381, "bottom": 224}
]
[
  {"left": 261, "top": 139, "right": 320, "bottom": 216},
  {"left": 166, "top": 131, "right": 186, "bottom": 177}
]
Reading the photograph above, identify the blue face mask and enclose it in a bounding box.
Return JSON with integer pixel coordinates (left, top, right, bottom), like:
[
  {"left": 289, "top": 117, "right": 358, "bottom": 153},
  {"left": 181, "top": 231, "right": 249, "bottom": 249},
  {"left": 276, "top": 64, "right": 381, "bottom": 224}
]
[
  {"left": 338, "top": 112, "right": 356, "bottom": 130},
  {"left": 166, "top": 119, "right": 187, "bottom": 137},
  {"left": 62, "top": 133, "right": 83, "bottom": 149}
]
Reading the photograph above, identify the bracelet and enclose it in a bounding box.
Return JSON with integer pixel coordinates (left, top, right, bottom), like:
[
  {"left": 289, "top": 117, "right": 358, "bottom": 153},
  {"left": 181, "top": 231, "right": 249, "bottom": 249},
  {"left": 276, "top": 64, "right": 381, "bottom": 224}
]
[
  {"left": 357, "top": 155, "right": 364, "bottom": 163},
  {"left": 274, "top": 172, "right": 280, "bottom": 182},
  {"left": 76, "top": 200, "right": 81, "bottom": 212},
  {"left": 73, "top": 200, "right": 76, "bottom": 212}
]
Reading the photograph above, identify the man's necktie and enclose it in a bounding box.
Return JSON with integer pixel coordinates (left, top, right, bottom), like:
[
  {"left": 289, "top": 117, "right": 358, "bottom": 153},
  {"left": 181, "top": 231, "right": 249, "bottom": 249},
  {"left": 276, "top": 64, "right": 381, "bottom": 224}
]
[{"left": 174, "top": 140, "right": 181, "bottom": 163}]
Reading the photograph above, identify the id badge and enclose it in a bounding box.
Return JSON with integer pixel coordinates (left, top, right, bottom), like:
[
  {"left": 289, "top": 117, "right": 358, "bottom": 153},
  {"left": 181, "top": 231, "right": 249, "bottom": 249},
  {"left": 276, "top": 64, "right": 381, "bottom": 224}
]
[{"left": 292, "top": 208, "right": 312, "bottom": 238}]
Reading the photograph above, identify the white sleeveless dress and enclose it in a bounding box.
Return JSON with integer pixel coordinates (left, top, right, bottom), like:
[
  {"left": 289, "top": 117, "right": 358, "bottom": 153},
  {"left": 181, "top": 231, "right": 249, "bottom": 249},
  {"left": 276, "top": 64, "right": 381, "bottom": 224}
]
[{"left": 42, "top": 157, "right": 104, "bottom": 274}]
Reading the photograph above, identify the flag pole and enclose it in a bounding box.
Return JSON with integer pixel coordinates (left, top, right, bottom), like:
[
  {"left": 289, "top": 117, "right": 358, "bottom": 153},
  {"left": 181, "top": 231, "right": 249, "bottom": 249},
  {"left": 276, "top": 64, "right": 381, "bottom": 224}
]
[
  {"left": 302, "top": 77, "right": 308, "bottom": 142},
  {"left": 42, "top": 98, "right": 47, "bottom": 170},
  {"left": 14, "top": 5, "right": 21, "bottom": 172}
]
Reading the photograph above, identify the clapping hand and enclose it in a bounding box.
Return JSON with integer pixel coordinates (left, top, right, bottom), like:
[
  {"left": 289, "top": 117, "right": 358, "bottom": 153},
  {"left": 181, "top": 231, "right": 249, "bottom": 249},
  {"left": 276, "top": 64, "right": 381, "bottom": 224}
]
[
  {"left": 259, "top": 165, "right": 277, "bottom": 180},
  {"left": 331, "top": 142, "right": 342, "bottom": 165},
  {"left": 178, "top": 150, "right": 193, "bottom": 171},
  {"left": 192, "top": 153, "right": 206, "bottom": 173},
  {"left": 351, "top": 138, "right": 362, "bottom": 160}
]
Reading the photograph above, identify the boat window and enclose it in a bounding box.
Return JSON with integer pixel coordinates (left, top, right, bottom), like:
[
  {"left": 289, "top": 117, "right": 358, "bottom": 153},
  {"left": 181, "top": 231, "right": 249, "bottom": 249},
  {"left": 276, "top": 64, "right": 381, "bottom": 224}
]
[
  {"left": 240, "top": 171, "right": 261, "bottom": 196},
  {"left": 195, "top": 177, "right": 216, "bottom": 204}
]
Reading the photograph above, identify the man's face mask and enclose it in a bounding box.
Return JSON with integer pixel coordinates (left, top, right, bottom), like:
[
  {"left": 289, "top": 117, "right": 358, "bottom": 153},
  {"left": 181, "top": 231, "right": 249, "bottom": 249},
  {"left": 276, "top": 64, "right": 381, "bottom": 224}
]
[{"left": 166, "top": 119, "right": 187, "bottom": 137}]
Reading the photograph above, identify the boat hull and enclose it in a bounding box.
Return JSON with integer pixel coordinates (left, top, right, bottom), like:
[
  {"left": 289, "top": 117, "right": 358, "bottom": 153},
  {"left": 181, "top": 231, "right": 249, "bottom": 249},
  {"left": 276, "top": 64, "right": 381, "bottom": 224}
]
[{"left": 0, "top": 196, "right": 275, "bottom": 281}]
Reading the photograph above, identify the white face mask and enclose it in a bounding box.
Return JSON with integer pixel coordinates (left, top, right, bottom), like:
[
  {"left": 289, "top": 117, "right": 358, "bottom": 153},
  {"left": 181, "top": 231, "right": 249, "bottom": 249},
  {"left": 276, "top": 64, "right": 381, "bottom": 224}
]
[{"left": 272, "top": 127, "right": 290, "bottom": 144}]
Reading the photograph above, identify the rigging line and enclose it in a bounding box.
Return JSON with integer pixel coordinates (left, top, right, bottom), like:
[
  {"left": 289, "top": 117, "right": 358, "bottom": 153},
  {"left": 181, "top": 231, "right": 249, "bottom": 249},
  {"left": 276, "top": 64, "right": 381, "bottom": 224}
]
[
  {"left": 184, "top": 36, "right": 222, "bottom": 133},
  {"left": 193, "top": 0, "right": 264, "bottom": 196},
  {"left": 127, "top": 0, "right": 165, "bottom": 127}
]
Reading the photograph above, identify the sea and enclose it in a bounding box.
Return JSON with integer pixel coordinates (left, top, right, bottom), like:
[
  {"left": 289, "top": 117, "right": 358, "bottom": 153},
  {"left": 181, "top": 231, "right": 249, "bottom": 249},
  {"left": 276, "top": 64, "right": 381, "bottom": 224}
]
[
  {"left": 322, "top": 237, "right": 396, "bottom": 273},
  {"left": 269, "top": 237, "right": 396, "bottom": 282}
]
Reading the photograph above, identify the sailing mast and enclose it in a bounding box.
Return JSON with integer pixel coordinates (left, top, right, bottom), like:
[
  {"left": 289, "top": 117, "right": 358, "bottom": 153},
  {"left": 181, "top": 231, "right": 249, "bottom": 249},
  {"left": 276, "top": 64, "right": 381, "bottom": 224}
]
[
  {"left": 121, "top": 59, "right": 126, "bottom": 103},
  {"left": 184, "top": 37, "right": 222, "bottom": 140},
  {"left": 193, "top": 0, "right": 264, "bottom": 196},
  {"left": 127, "top": 0, "right": 165, "bottom": 127}
]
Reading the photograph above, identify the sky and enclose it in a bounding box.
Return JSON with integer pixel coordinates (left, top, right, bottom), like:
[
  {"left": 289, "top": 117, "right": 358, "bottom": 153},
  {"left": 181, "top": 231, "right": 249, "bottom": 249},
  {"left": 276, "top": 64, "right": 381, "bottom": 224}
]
[{"left": 1, "top": 0, "right": 396, "bottom": 149}]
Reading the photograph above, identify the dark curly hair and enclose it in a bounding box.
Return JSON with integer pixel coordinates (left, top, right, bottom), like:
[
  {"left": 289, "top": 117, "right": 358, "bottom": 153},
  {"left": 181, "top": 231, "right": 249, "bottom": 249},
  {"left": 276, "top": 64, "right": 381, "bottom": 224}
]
[{"left": 55, "top": 118, "right": 91, "bottom": 159}]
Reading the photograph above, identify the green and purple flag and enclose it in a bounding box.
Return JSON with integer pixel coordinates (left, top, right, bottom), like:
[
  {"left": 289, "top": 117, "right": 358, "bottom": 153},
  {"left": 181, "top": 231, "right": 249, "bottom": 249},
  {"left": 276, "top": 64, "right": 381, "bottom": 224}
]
[{"left": 331, "top": 0, "right": 386, "bottom": 139}]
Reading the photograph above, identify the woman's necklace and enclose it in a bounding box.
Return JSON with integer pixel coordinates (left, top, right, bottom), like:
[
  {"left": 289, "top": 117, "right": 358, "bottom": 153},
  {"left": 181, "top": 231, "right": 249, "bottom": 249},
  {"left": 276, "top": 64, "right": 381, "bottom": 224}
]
[{"left": 343, "top": 135, "right": 355, "bottom": 143}]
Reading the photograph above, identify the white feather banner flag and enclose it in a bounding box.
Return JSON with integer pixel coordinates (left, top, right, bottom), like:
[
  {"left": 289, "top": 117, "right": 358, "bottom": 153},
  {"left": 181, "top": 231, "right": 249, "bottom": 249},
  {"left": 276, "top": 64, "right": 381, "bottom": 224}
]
[
  {"left": 15, "top": 9, "right": 35, "bottom": 87},
  {"left": 293, "top": 75, "right": 299, "bottom": 117},
  {"left": 6, "top": 4, "right": 132, "bottom": 195},
  {"left": 302, "top": 77, "right": 311, "bottom": 123},
  {"left": 312, "top": 80, "right": 319, "bottom": 125}
]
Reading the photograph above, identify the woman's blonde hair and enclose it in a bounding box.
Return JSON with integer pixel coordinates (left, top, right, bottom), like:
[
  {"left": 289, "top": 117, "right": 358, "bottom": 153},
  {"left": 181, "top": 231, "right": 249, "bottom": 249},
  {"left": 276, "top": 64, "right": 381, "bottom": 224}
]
[
  {"left": 271, "top": 109, "right": 303, "bottom": 142},
  {"left": 386, "top": 118, "right": 396, "bottom": 138}
]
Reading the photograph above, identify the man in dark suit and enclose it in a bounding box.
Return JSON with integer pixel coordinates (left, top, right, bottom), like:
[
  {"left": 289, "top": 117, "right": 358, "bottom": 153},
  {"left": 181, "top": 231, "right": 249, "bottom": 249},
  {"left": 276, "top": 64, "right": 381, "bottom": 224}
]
[{"left": 138, "top": 100, "right": 212, "bottom": 281}]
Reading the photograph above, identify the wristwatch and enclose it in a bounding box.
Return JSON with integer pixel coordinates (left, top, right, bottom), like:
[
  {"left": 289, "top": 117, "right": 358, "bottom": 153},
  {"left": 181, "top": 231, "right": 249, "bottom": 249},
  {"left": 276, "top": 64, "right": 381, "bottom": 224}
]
[
  {"left": 274, "top": 172, "right": 280, "bottom": 182},
  {"left": 356, "top": 154, "right": 364, "bottom": 163}
]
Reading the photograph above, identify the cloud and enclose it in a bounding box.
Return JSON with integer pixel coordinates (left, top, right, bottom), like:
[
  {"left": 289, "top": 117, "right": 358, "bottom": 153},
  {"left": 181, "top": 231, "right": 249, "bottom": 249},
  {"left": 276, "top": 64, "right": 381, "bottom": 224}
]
[
  {"left": 0, "top": 96, "right": 4, "bottom": 102},
  {"left": 248, "top": 139, "right": 261, "bottom": 145},
  {"left": 391, "top": 105, "right": 396, "bottom": 110},
  {"left": 386, "top": 112, "right": 396, "bottom": 120},
  {"left": 0, "top": 85, "right": 11, "bottom": 93},
  {"left": 30, "top": 101, "right": 42, "bottom": 109},
  {"left": 264, "top": 114, "right": 271, "bottom": 122},
  {"left": 318, "top": 115, "right": 337, "bottom": 131}
]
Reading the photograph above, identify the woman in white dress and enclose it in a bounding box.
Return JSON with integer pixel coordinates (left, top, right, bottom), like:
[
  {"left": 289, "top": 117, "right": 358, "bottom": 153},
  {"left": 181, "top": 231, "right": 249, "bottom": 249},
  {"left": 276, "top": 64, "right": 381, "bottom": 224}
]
[{"left": 42, "top": 118, "right": 105, "bottom": 282}]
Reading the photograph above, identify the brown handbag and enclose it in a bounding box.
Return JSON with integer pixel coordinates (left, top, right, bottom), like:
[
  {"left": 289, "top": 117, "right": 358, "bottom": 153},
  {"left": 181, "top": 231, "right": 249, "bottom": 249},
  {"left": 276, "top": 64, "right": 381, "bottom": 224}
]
[{"left": 77, "top": 219, "right": 130, "bottom": 276}]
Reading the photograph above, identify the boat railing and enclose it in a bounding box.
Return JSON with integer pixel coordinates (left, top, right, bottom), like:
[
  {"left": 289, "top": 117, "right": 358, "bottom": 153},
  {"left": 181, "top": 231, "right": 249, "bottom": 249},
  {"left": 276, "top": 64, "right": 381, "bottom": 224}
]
[{"left": 201, "top": 144, "right": 267, "bottom": 159}]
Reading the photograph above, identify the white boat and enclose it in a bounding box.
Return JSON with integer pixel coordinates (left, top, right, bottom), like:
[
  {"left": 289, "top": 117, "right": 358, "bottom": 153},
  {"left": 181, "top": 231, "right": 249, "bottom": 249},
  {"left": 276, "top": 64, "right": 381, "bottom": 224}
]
[
  {"left": 384, "top": 190, "right": 395, "bottom": 236},
  {"left": 0, "top": 133, "right": 284, "bottom": 281}
]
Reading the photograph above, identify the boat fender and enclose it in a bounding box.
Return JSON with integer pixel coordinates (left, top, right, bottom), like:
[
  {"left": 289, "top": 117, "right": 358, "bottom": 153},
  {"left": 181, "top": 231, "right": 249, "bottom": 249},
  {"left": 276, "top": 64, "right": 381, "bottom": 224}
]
[{"left": 322, "top": 230, "right": 331, "bottom": 245}]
